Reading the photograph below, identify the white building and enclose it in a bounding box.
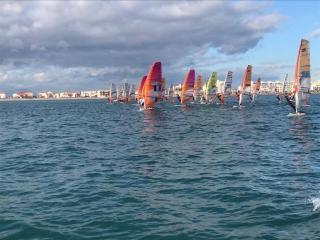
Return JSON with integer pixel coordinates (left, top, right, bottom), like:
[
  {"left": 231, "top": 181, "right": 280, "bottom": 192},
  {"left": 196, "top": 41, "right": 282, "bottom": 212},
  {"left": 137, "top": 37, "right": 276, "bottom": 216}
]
[
  {"left": 0, "top": 92, "right": 6, "bottom": 99},
  {"left": 259, "top": 81, "right": 294, "bottom": 94},
  {"left": 58, "top": 92, "right": 78, "bottom": 98},
  {"left": 38, "top": 92, "right": 54, "bottom": 98},
  {"left": 97, "top": 90, "right": 108, "bottom": 98},
  {"left": 12, "top": 92, "right": 33, "bottom": 98},
  {"left": 80, "top": 91, "right": 98, "bottom": 98},
  {"left": 311, "top": 81, "right": 320, "bottom": 91}
]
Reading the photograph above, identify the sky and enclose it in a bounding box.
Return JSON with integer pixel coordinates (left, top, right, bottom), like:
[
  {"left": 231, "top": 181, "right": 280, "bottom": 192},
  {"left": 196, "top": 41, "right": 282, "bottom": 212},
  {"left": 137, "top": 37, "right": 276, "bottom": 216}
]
[{"left": 0, "top": 0, "right": 319, "bottom": 93}]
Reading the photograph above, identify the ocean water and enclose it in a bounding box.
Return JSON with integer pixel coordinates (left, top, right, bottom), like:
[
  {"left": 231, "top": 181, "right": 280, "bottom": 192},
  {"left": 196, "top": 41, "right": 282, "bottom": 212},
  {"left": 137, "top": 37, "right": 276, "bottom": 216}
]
[{"left": 1, "top": 96, "right": 320, "bottom": 239}]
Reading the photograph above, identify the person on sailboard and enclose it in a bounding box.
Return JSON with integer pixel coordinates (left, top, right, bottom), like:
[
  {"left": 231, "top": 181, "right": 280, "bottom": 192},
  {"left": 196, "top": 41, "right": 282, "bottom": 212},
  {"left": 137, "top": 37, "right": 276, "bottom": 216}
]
[
  {"left": 217, "top": 93, "right": 221, "bottom": 102},
  {"left": 236, "top": 90, "right": 240, "bottom": 101},
  {"left": 285, "top": 93, "right": 295, "bottom": 111},
  {"left": 177, "top": 94, "right": 181, "bottom": 102},
  {"left": 139, "top": 98, "right": 144, "bottom": 107}
]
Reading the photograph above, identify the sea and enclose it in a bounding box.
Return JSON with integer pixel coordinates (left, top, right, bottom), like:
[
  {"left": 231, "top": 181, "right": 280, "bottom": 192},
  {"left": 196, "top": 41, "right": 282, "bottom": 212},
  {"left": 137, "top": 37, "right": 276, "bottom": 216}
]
[{"left": 1, "top": 95, "right": 320, "bottom": 239}]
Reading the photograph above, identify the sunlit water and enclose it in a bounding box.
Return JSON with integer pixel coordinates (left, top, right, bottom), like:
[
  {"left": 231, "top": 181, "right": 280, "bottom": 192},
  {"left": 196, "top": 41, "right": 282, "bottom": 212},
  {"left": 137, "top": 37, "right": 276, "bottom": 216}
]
[{"left": 1, "top": 96, "right": 320, "bottom": 239}]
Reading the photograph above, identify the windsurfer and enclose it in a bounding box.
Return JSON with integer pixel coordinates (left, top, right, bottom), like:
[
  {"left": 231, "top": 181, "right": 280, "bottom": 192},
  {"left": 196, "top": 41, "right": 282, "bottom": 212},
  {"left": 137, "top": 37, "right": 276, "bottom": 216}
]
[
  {"left": 177, "top": 94, "right": 181, "bottom": 102},
  {"left": 236, "top": 91, "right": 240, "bottom": 101}
]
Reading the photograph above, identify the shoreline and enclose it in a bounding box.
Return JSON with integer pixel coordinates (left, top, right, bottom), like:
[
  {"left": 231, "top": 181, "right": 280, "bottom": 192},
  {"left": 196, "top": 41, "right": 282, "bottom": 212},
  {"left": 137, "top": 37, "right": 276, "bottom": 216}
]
[
  {"left": 0, "top": 93, "right": 319, "bottom": 102},
  {"left": 0, "top": 97, "right": 108, "bottom": 102}
]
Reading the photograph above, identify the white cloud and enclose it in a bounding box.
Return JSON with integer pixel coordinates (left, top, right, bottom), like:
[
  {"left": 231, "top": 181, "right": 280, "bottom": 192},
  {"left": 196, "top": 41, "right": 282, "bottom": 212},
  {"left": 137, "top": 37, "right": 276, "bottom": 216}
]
[{"left": 309, "top": 28, "right": 320, "bottom": 38}]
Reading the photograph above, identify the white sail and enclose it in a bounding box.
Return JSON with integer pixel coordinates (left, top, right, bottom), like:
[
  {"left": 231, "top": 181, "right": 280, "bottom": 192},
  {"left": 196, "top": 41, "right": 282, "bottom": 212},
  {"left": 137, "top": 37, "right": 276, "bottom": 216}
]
[
  {"left": 129, "top": 84, "right": 135, "bottom": 101},
  {"left": 282, "top": 74, "right": 288, "bottom": 94},
  {"left": 109, "top": 83, "right": 117, "bottom": 102},
  {"left": 223, "top": 71, "right": 233, "bottom": 95},
  {"left": 299, "top": 39, "right": 311, "bottom": 93}
]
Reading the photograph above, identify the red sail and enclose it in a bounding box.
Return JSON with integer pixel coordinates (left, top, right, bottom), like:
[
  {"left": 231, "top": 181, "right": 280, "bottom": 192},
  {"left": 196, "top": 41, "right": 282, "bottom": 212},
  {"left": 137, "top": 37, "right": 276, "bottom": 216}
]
[
  {"left": 240, "top": 65, "right": 252, "bottom": 93},
  {"left": 143, "top": 61, "right": 162, "bottom": 109}
]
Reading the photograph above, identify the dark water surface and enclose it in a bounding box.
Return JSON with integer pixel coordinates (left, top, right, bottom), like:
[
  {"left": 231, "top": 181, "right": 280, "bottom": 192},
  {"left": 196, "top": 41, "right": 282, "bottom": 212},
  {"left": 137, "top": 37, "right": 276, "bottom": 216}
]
[{"left": 1, "top": 96, "right": 320, "bottom": 239}]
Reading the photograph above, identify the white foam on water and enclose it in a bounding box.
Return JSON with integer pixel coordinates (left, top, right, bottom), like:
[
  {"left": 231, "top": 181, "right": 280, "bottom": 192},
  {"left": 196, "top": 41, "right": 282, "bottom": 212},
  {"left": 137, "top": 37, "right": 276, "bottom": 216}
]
[
  {"left": 287, "top": 112, "right": 306, "bottom": 117},
  {"left": 309, "top": 197, "right": 320, "bottom": 211}
]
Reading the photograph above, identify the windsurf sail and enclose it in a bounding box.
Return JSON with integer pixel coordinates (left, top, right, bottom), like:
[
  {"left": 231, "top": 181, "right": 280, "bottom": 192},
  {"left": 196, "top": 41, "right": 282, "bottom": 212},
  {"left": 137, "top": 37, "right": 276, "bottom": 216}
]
[
  {"left": 300, "top": 39, "right": 311, "bottom": 106},
  {"left": 116, "top": 86, "right": 122, "bottom": 102},
  {"left": 109, "top": 83, "right": 117, "bottom": 103},
  {"left": 218, "top": 71, "right": 233, "bottom": 104},
  {"left": 239, "top": 65, "right": 252, "bottom": 106},
  {"left": 282, "top": 74, "right": 288, "bottom": 94},
  {"left": 123, "top": 83, "right": 130, "bottom": 102},
  {"left": 129, "top": 84, "right": 135, "bottom": 102},
  {"left": 288, "top": 39, "right": 311, "bottom": 113},
  {"left": 251, "top": 78, "right": 261, "bottom": 103},
  {"left": 143, "top": 61, "right": 162, "bottom": 109},
  {"left": 181, "top": 69, "right": 195, "bottom": 105},
  {"left": 205, "top": 72, "right": 217, "bottom": 103},
  {"left": 193, "top": 75, "right": 203, "bottom": 102},
  {"left": 223, "top": 71, "right": 233, "bottom": 95},
  {"left": 137, "top": 76, "right": 147, "bottom": 101}
]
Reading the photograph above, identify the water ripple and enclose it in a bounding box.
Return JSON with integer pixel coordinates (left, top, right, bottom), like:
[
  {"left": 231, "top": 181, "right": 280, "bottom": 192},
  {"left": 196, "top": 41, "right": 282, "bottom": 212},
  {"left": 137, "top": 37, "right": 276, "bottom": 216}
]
[{"left": 0, "top": 96, "right": 320, "bottom": 239}]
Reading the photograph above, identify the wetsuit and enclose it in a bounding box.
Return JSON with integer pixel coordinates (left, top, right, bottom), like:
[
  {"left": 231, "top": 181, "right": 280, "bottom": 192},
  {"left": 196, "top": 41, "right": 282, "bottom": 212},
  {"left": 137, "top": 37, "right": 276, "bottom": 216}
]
[{"left": 285, "top": 95, "right": 295, "bottom": 111}]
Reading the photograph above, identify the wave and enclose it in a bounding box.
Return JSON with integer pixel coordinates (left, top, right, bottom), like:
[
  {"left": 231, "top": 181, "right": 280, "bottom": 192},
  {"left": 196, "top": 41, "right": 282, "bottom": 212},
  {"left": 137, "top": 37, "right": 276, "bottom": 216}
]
[{"left": 309, "top": 197, "right": 320, "bottom": 211}]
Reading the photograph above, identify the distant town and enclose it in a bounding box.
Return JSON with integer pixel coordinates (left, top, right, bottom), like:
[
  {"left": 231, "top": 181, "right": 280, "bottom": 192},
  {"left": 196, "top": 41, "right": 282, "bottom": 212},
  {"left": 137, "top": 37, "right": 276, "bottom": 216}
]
[{"left": 1, "top": 80, "right": 320, "bottom": 100}]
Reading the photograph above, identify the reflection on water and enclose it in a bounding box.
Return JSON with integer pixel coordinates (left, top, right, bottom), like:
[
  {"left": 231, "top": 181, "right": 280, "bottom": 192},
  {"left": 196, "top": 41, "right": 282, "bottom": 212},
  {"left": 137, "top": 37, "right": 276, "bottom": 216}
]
[
  {"left": 141, "top": 108, "right": 161, "bottom": 134},
  {"left": 289, "top": 117, "right": 315, "bottom": 157}
]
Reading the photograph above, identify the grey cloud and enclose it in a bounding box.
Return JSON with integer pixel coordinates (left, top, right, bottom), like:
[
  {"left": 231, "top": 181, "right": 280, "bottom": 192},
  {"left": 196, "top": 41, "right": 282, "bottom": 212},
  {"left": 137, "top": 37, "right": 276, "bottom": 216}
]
[{"left": 0, "top": 1, "right": 282, "bottom": 91}]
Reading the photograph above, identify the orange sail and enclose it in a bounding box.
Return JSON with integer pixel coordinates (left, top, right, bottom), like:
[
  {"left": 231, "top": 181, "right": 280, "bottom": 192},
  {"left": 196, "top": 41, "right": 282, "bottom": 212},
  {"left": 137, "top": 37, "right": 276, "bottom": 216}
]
[
  {"left": 240, "top": 65, "right": 252, "bottom": 94},
  {"left": 181, "top": 69, "right": 195, "bottom": 105},
  {"left": 143, "top": 61, "right": 162, "bottom": 109},
  {"left": 137, "top": 76, "right": 147, "bottom": 100}
]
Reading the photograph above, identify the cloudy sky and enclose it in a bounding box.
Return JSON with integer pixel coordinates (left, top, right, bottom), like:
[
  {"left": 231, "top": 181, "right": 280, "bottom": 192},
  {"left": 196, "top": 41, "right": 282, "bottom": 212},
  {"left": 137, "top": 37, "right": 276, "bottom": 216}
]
[{"left": 0, "top": 0, "right": 320, "bottom": 92}]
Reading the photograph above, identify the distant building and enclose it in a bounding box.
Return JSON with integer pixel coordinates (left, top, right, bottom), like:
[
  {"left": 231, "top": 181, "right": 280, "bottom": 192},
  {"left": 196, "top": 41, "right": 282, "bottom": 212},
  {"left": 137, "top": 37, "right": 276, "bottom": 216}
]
[
  {"left": 0, "top": 92, "right": 6, "bottom": 99},
  {"left": 97, "top": 90, "right": 108, "bottom": 98},
  {"left": 260, "top": 81, "right": 293, "bottom": 94},
  {"left": 38, "top": 92, "right": 54, "bottom": 98},
  {"left": 311, "top": 81, "right": 320, "bottom": 91},
  {"left": 13, "top": 92, "right": 34, "bottom": 98},
  {"left": 80, "top": 91, "right": 98, "bottom": 98},
  {"left": 58, "top": 92, "right": 78, "bottom": 98}
]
